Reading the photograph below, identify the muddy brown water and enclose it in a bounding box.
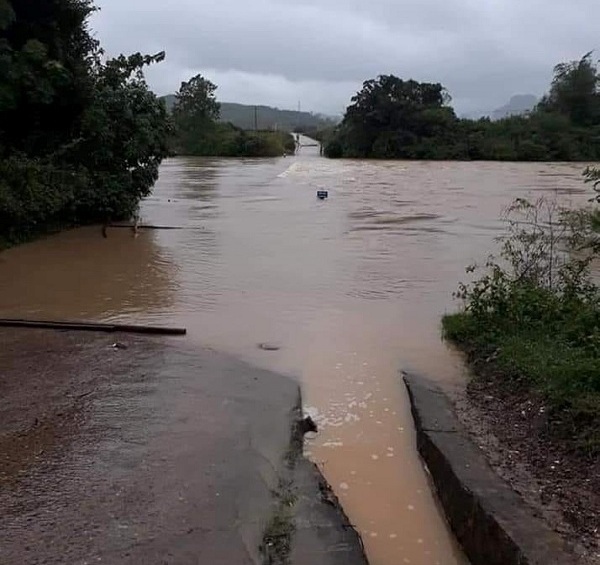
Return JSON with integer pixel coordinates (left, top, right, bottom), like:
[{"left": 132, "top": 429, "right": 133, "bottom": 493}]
[{"left": 0, "top": 140, "right": 592, "bottom": 565}]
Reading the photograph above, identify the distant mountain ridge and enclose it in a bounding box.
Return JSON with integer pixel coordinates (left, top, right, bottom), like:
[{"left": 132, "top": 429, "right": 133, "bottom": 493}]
[
  {"left": 492, "top": 94, "right": 538, "bottom": 120},
  {"left": 460, "top": 94, "right": 539, "bottom": 121},
  {"left": 160, "top": 95, "right": 337, "bottom": 132}
]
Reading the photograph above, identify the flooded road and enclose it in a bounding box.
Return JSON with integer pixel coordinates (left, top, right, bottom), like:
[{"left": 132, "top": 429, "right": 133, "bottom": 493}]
[{"left": 0, "top": 142, "right": 591, "bottom": 565}]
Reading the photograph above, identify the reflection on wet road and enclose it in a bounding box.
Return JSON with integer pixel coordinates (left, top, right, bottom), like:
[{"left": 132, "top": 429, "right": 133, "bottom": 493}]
[{"left": 0, "top": 141, "right": 591, "bottom": 564}]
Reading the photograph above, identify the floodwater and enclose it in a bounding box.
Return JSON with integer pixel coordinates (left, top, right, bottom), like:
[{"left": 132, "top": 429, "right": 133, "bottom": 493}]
[{"left": 0, "top": 140, "right": 592, "bottom": 565}]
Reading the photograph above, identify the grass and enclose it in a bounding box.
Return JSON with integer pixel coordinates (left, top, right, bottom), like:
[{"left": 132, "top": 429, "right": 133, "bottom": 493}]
[
  {"left": 259, "top": 405, "right": 302, "bottom": 565},
  {"left": 260, "top": 478, "right": 298, "bottom": 564},
  {"left": 443, "top": 302, "right": 600, "bottom": 454},
  {"left": 261, "top": 497, "right": 296, "bottom": 565}
]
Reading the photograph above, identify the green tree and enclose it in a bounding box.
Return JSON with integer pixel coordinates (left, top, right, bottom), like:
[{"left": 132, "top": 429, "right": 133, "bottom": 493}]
[
  {"left": 172, "top": 74, "right": 220, "bottom": 154},
  {"left": 169, "top": 74, "right": 294, "bottom": 158},
  {"left": 326, "top": 75, "right": 456, "bottom": 158},
  {"left": 70, "top": 52, "right": 171, "bottom": 220},
  {"left": 324, "top": 56, "right": 600, "bottom": 161},
  {"left": 538, "top": 52, "right": 600, "bottom": 127},
  {"left": 0, "top": 0, "right": 170, "bottom": 245},
  {"left": 0, "top": 0, "right": 98, "bottom": 156},
  {"left": 174, "top": 74, "right": 220, "bottom": 121}
]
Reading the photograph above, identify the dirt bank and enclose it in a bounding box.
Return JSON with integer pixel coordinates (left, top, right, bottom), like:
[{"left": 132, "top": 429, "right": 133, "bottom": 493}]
[
  {"left": 449, "top": 368, "right": 599, "bottom": 564},
  {"left": 0, "top": 328, "right": 366, "bottom": 564}
]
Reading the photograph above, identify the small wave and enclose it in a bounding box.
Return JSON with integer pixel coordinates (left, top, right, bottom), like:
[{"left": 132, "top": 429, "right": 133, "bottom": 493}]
[
  {"left": 371, "top": 213, "right": 441, "bottom": 225},
  {"left": 241, "top": 196, "right": 281, "bottom": 203},
  {"left": 349, "top": 225, "right": 447, "bottom": 235},
  {"left": 348, "top": 208, "right": 383, "bottom": 220},
  {"left": 349, "top": 225, "right": 393, "bottom": 232},
  {"left": 277, "top": 162, "right": 302, "bottom": 178}
]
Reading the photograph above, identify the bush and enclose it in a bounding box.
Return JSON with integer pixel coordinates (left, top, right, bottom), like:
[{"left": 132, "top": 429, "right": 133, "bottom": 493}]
[
  {"left": 0, "top": 157, "right": 88, "bottom": 244},
  {"left": 0, "top": 4, "right": 170, "bottom": 246},
  {"left": 323, "top": 139, "right": 343, "bottom": 158},
  {"left": 173, "top": 121, "right": 295, "bottom": 158},
  {"left": 444, "top": 197, "right": 600, "bottom": 453}
]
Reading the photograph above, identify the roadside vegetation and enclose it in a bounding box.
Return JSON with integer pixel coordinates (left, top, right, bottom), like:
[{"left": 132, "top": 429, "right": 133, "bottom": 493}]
[
  {"left": 443, "top": 172, "right": 600, "bottom": 453},
  {"left": 325, "top": 53, "right": 600, "bottom": 161},
  {"left": 161, "top": 96, "right": 336, "bottom": 133},
  {"left": 169, "top": 74, "right": 296, "bottom": 158},
  {"left": 0, "top": 1, "right": 294, "bottom": 249},
  {"left": 0, "top": 0, "right": 171, "bottom": 247}
]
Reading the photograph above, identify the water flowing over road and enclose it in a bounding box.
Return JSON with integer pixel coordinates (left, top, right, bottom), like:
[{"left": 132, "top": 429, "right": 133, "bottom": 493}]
[{"left": 0, "top": 140, "right": 590, "bottom": 564}]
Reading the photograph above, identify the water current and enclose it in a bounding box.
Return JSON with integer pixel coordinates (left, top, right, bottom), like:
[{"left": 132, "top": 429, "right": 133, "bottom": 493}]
[{"left": 0, "top": 141, "right": 590, "bottom": 564}]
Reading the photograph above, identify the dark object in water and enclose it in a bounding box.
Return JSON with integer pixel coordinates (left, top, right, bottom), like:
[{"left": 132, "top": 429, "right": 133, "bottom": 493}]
[
  {"left": 258, "top": 342, "right": 281, "bottom": 351},
  {"left": 317, "top": 190, "right": 328, "bottom": 200}
]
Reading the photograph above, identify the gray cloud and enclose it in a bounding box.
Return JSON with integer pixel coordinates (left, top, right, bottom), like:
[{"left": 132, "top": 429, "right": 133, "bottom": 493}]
[{"left": 92, "top": 0, "right": 600, "bottom": 115}]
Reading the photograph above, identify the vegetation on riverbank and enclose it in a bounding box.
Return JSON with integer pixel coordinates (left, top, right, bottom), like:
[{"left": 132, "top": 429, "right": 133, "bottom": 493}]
[
  {"left": 169, "top": 74, "right": 296, "bottom": 158},
  {"left": 325, "top": 53, "right": 600, "bottom": 160},
  {"left": 162, "top": 95, "right": 336, "bottom": 133},
  {"left": 0, "top": 0, "right": 170, "bottom": 247},
  {"left": 443, "top": 175, "right": 600, "bottom": 453}
]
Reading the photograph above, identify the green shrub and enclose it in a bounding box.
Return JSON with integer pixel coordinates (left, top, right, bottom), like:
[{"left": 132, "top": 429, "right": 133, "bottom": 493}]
[
  {"left": 444, "top": 197, "right": 600, "bottom": 452},
  {"left": 0, "top": 4, "right": 170, "bottom": 246}
]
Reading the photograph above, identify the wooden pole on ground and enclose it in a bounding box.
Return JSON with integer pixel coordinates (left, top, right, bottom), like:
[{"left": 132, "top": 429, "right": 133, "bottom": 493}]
[
  {"left": 107, "top": 224, "right": 185, "bottom": 230},
  {"left": 0, "top": 318, "right": 186, "bottom": 336}
]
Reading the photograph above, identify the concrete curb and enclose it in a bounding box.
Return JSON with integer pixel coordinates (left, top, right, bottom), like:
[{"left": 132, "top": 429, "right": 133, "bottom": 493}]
[
  {"left": 291, "top": 459, "right": 369, "bottom": 565},
  {"left": 260, "top": 393, "right": 369, "bottom": 565},
  {"left": 403, "top": 372, "right": 577, "bottom": 565}
]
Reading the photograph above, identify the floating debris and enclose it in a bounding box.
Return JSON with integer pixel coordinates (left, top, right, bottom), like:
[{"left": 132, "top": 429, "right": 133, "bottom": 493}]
[{"left": 258, "top": 342, "right": 281, "bottom": 351}]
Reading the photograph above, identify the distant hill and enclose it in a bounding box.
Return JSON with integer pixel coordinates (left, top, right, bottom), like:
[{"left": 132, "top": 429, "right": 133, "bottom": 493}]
[
  {"left": 160, "top": 95, "right": 337, "bottom": 132},
  {"left": 492, "top": 94, "right": 538, "bottom": 120},
  {"left": 459, "top": 95, "right": 539, "bottom": 121}
]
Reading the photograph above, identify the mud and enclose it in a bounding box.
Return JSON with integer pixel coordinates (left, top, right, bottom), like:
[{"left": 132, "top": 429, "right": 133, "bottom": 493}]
[{"left": 450, "top": 371, "right": 600, "bottom": 564}]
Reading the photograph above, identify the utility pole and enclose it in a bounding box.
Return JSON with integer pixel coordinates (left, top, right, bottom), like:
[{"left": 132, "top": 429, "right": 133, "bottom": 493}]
[{"left": 254, "top": 106, "right": 258, "bottom": 131}]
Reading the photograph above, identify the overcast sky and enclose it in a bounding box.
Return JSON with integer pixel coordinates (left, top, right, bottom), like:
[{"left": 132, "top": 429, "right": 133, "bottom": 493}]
[{"left": 91, "top": 0, "right": 599, "bottom": 116}]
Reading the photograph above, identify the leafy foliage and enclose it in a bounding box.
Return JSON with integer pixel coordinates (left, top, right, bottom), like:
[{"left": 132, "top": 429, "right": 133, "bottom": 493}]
[
  {"left": 172, "top": 74, "right": 220, "bottom": 153},
  {"left": 0, "top": 0, "right": 170, "bottom": 245},
  {"left": 71, "top": 52, "right": 171, "bottom": 220},
  {"left": 161, "top": 95, "right": 336, "bottom": 133},
  {"left": 326, "top": 75, "right": 457, "bottom": 158},
  {"left": 539, "top": 52, "right": 600, "bottom": 127},
  {"left": 0, "top": 0, "right": 98, "bottom": 156},
  {"left": 584, "top": 165, "right": 600, "bottom": 205},
  {"left": 444, "top": 198, "right": 600, "bottom": 452},
  {"left": 170, "top": 74, "right": 295, "bottom": 157},
  {"left": 326, "top": 54, "right": 600, "bottom": 161}
]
